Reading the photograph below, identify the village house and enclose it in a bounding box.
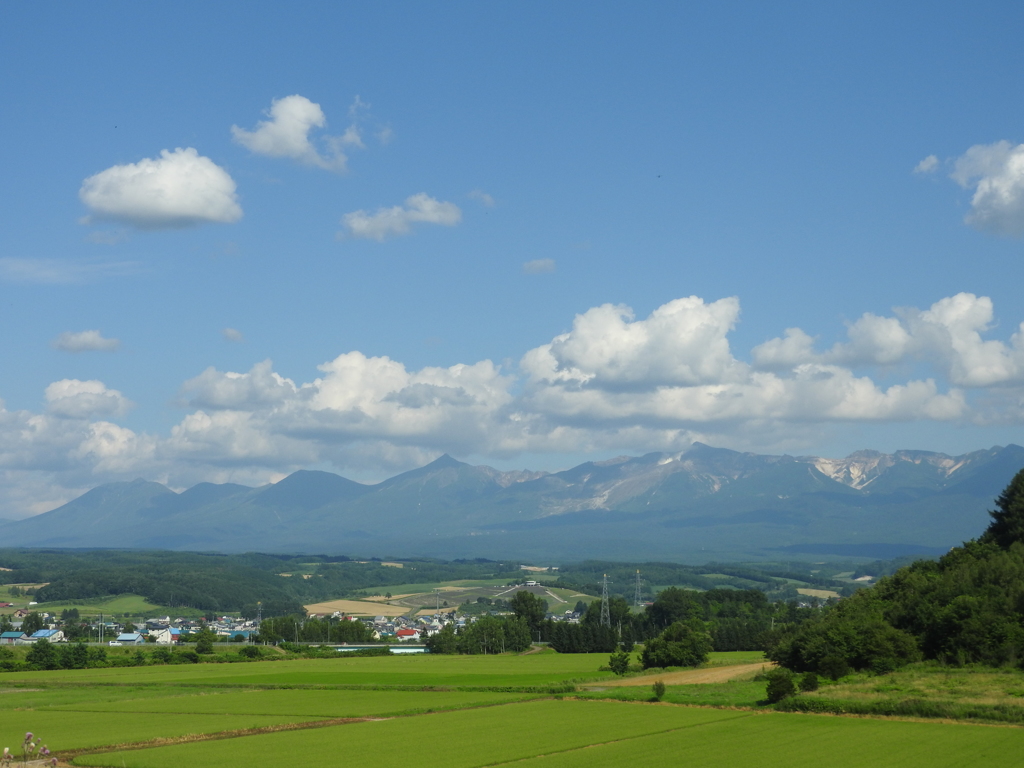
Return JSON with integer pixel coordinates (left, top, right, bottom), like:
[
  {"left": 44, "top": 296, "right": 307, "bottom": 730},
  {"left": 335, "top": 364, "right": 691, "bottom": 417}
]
[
  {"left": 28, "top": 628, "right": 65, "bottom": 643},
  {"left": 149, "top": 627, "right": 181, "bottom": 645}
]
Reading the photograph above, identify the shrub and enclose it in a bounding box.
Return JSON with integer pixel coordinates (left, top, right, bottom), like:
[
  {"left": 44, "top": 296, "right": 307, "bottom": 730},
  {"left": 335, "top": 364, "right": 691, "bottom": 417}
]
[
  {"left": 765, "top": 667, "right": 797, "bottom": 703},
  {"left": 608, "top": 650, "right": 630, "bottom": 676},
  {"left": 798, "top": 671, "right": 820, "bottom": 692},
  {"left": 652, "top": 680, "right": 666, "bottom": 701},
  {"left": 238, "top": 645, "right": 261, "bottom": 659}
]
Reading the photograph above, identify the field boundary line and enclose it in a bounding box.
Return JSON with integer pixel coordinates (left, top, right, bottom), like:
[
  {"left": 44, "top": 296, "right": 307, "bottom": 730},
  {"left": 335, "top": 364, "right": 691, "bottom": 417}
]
[{"left": 480, "top": 710, "right": 758, "bottom": 767}]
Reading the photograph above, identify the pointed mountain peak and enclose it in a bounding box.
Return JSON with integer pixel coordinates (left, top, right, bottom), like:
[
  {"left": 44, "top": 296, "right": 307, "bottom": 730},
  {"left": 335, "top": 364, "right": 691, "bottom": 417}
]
[{"left": 425, "top": 453, "right": 468, "bottom": 470}]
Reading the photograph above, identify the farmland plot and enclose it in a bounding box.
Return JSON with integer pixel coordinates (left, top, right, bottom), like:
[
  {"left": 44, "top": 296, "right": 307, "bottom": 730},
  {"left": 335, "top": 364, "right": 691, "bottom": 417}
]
[{"left": 72, "top": 698, "right": 1024, "bottom": 768}]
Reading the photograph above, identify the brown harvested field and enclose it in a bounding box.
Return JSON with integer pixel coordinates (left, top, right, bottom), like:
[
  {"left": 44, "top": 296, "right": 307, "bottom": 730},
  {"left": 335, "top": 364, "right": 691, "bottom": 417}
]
[
  {"left": 593, "top": 661, "right": 773, "bottom": 688},
  {"left": 797, "top": 588, "right": 840, "bottom": 599},
  {"left": 303, "top": 599, "right": 407, "bottom": 616}
]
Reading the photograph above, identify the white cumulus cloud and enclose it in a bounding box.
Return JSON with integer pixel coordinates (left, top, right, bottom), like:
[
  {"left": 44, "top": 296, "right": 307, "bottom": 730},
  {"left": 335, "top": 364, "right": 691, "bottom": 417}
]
[
  {"left": 341, "top": 193, "right": 462, "bottom": 241},
  {"left": 232, "top": 94, "right": 355, "bottom": 171},
  {"left": 523, "top": 297, "right": 747, "bottom": 387},
  {"left": 950, "top": 140, "right": 1024, "bottom": 236},
  {"left": 5, "top": 292, "right": 1024, "bottom": 520},
  {"left": 753, "top": 293, "right": 1024, "bottom": 387},
  {"left": 45, "top": 379, "right": 133, "bottom": 419},
  {"left": 51, "top": 330, "right": 120, "bottom": 353},
  {"left": 79, "top": 148, "right": 242, "bottom": 229}
]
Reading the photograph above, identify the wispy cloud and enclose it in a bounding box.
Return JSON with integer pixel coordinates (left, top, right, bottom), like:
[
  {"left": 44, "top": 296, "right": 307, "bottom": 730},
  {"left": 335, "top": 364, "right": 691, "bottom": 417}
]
[
  {"left": 469, "top": 189, "right": 495, "bottom": 207},
  {"left": 913, "top": 155, "right": 939, "bottom": 174},
  {"left": 523, "top": 258, "right": 556, "bottom": 274},
  {"left": 222, "top": 328, "right": 245, "bottom": 343},
  {"left": 51, "top": 330, "right": 121, "bottom": 353},
  {"left": 341, "top": 193, "right": 462, "bottom": 241},
  {"left": 0, "top": 258, "right": 140, "bottom": 284}
]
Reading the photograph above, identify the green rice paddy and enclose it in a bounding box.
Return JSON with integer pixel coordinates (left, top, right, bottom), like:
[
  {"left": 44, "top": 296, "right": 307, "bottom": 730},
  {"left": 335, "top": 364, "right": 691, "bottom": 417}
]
[{"left": 1, "top": 652, "right": 1020, "bottom": 767}]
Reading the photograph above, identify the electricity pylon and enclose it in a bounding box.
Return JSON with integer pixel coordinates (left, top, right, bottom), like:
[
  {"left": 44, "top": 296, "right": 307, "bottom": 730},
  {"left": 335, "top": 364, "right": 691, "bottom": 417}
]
[{"left": 600, "top": 574, "right": 611, "bottom": 628}]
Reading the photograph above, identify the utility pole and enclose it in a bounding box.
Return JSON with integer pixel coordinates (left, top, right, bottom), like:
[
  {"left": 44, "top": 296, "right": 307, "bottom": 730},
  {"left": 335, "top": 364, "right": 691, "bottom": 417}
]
[
  {"left": 600, "top": 574, "right": 611, "bottom": 628},
  {"left": 634, "top": 570, "right": 643, "bottom": 609},
  {"left": 433, "top": 588, "right": 441, "bottom": 614}
]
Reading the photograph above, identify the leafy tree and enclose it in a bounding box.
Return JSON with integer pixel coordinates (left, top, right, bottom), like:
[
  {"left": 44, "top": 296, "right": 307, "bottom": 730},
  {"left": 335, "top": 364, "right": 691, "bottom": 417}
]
[
  {"left": 980, "top": 468, "right": 1024, "bottom": 549},
  {"left": 0, "top": 615, "right": 13, "bottom": 633},
  {"left": 510, "top": 591, "right": 548, "bottom": 635},
  {"left": 26, "top": 638, "right": 59, "bottom": 670},
  {"left": 21, "top": 612, "right": 44, "bottom": 635},
  {"left": 652, "top": 680, "right": 666, "bottom": 700},
  {"left": 641, "top": 620, "right": 712, "bottom": 669},
  {"left": 123, "top": 621, "right": 136, "bottom": 633},
  {"left": 646, "top": 588, "right": 703, "bottom": 629},
  {"left": 195, "top": 628, "right": 216, "bottom": 654},
  {"left": 58, "top": 642, "right": 90, "bottom": 670},
  {"left": 608, "top": 650, "right": 630, "bottom": 676},
  {"left": 151, "top": 646, "right": 173, "bottom": 664},
  {"left": 425, "top": 624, "right": 458, "bottom": 654}
]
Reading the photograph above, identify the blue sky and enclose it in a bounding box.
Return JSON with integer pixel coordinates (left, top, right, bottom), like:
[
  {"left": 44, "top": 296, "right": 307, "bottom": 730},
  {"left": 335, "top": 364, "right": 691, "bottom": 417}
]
[{"left": 2, "top": 2, "right": 1024, "bottom": 517}]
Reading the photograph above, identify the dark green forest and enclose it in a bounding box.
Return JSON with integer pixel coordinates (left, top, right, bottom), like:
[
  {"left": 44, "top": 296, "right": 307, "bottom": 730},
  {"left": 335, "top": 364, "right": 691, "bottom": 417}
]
[{"left": 769, "top": 468, "right": 1024, "bottom": 677}]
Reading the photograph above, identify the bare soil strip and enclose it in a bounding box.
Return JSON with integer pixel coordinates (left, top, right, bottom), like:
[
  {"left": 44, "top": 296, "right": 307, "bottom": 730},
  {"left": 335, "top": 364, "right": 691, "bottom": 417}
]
[{"left": 589, "top": 661, "right": 773, "bottom": 688}]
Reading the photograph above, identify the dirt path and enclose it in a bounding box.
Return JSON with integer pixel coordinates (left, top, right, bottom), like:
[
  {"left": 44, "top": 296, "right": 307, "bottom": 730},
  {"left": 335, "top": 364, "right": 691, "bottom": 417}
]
[{"left": 589, "top": 661, "right": 773, "bottom": 688}]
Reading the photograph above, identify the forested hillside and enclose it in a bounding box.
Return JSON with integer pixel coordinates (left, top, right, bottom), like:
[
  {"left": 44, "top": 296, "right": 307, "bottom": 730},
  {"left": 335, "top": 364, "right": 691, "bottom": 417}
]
[{"left": 769, "top": 468, "right": 1024, "bottom": 676}]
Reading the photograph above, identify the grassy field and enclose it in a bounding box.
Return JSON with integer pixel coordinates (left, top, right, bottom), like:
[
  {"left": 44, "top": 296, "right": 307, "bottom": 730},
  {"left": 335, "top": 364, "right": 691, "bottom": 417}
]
[
  {"left": 4, "top": 592, "right": 204, "bottom": 619},
  {"left": 2, "top": 652, "right": 1022, "bottom": 767},
  {"left": 798, "top": 662, "right": 1024, "bottom": 711}
]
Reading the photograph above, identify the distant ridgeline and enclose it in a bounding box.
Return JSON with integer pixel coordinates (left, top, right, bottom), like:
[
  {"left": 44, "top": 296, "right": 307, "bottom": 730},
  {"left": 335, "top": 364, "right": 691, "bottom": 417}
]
[
  {"left": 769, "top": 467, "right": 1024, "bottom": 676},
  {"left": 1, "top": 442, "right": 1022, "bottom": 561}
]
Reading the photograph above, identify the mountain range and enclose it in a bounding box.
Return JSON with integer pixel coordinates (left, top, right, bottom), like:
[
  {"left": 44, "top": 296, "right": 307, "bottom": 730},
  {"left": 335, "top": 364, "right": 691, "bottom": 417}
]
[{"left": 2, "top": 442, "right": 1022, "bottom": 562}]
